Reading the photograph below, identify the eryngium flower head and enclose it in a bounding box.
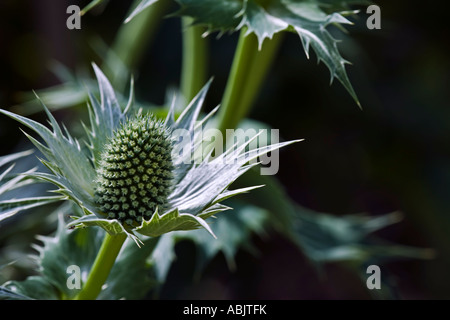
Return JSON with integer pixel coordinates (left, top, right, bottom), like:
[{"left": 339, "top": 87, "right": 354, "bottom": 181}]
[
  {"left": 94, "top": 115, "right": 173, "bottom": 226},
  {"left": 0, "top": 64, "right": 299, "bottom": 242}
]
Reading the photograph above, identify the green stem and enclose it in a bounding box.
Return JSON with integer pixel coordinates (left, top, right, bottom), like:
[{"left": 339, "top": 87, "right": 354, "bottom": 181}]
[
  {"left": 216, "top": 29, "right": 284, "bottom": 135},
  {"left": 80, "top": 0, "right": 105, "bottom": 16},
  {"left": 74, "top": 233, "right": 127, "bottom": 300},
  {"left": 104, "top": 0, "right": 169, "bottom": 90},
  {"left": 181, "top": 17, "right": 209, "bottom": 102}
]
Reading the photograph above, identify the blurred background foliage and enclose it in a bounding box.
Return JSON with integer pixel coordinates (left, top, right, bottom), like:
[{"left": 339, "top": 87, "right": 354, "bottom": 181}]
[{"left": 0, "top": 0, "right": 449, "bottom": 299}]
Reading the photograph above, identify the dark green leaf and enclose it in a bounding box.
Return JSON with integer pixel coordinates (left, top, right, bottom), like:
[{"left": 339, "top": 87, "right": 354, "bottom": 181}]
[
  {"left": 234, "top": 162, "right": 432, "bottom": 264},
  {"left": 175, "top": 0, "right": 243, "bottom": 34},
  {"left": 98, "top": 237, "right": 159, "bottom": 299},
  {"left": 0, "top": 286, "right": 33, "bottom": 300},
  {"left": 14, "top": 208, "right": 158, "bottom": 300},
  {"left": 150, "top": 201, "right": 269, "bottom": 284},
  {"left": 291, "top": 208, "right": 433, "bottom": 263},
  {"left": 2, "top": 276, "right": 59, "bottom": 300},
  {"left": 36, "top": 214, "right": 104, "bottom": 299},
  {"left": 175, "top": 0, "right": 365, "bottom": 105},
  {"left": 270, "top": 0, "right": 360, "bottom": 105}
]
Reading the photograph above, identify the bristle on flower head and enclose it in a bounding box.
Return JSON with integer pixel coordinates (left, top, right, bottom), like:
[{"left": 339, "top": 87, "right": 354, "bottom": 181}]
[{"left": 94, "top": 114, "right": 173, "bottom": 226}]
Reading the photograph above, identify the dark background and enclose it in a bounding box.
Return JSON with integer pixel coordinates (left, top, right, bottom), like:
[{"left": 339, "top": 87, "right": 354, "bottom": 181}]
[{"left": 1, "top": 0, "right": 449, "bottom": 299}]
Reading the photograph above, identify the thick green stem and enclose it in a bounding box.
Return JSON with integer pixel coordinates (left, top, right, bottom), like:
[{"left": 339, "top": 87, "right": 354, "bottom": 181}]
[
  {"left": 216, "top": 29, "right": 283, "bottom": 135},
  {"left": 74, "top": 233, "right": 127, "bottom": 300},
  {"left": 104, "top": 0, "right": 169, "bottom": 90},
  {"left": 181, "top": 17, "right": 209, "bottom": 102}
]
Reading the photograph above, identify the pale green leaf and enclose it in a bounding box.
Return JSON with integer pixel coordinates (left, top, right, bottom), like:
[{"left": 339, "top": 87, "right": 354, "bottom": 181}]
[
  {"left": 0, "top": 107, "right": 96, "bottom": 197},
  {"left": 211, "top": 185, "right": 264, "bottom": 206},
  {"left": 135, "top": 208, "right": 216, "bottom": 238},
  {"left": 169, "top": 81, "right": 218, "bottom": 186},
  {"left": 86, "top": 63, "right": 128, "bottom": 165},
  {"left": 0, "top": 196, "right": 63, "bottom": 223},
  {"left": 0, "top": 150, "right": 34, "bottom": 168},
  {"left": 28, "top": 172, "right": 98, "bottom": 216},
  {"left": 0, "top": 149, "right": 61, "bottom": 221},
  {"left": 172, "top": 78, "right": 212, "bottom": 133},
  {"left": 125, "top": 0, "right": 159, "bottom": 23},
  {"left": 0, "top": 150, "right": 35, "bottom": 199},
  {"left": 67, "top": 214, "right": 130, "bottom": 237},
  {"left": 270, "top": 0, "right": 360, "bottom": 105},
  {"left": 239, "top": 0, "right": 289, "bottom": 49},
  {"left": 0, "top": 165, "right": 15, "bottom": 184},
  {"left": 13, "top": 83, "right": 88, "bottom": 115},
  {"left": 163, "top": 79, "right": 300, "bottom": 223},
  {"left": 0, "top": 168, "right": 35, "bottom": 196},
  {"left": 197, "top": 203, "right": 232, "bottom": 218},
  {"left": 168, "top": 134, "right": 300, "bottom": 217}
]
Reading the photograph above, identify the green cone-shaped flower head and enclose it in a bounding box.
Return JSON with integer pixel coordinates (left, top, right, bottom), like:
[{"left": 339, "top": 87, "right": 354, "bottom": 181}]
[{"left": 94, "top": 114, "right": 174, "bottom": 227}]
